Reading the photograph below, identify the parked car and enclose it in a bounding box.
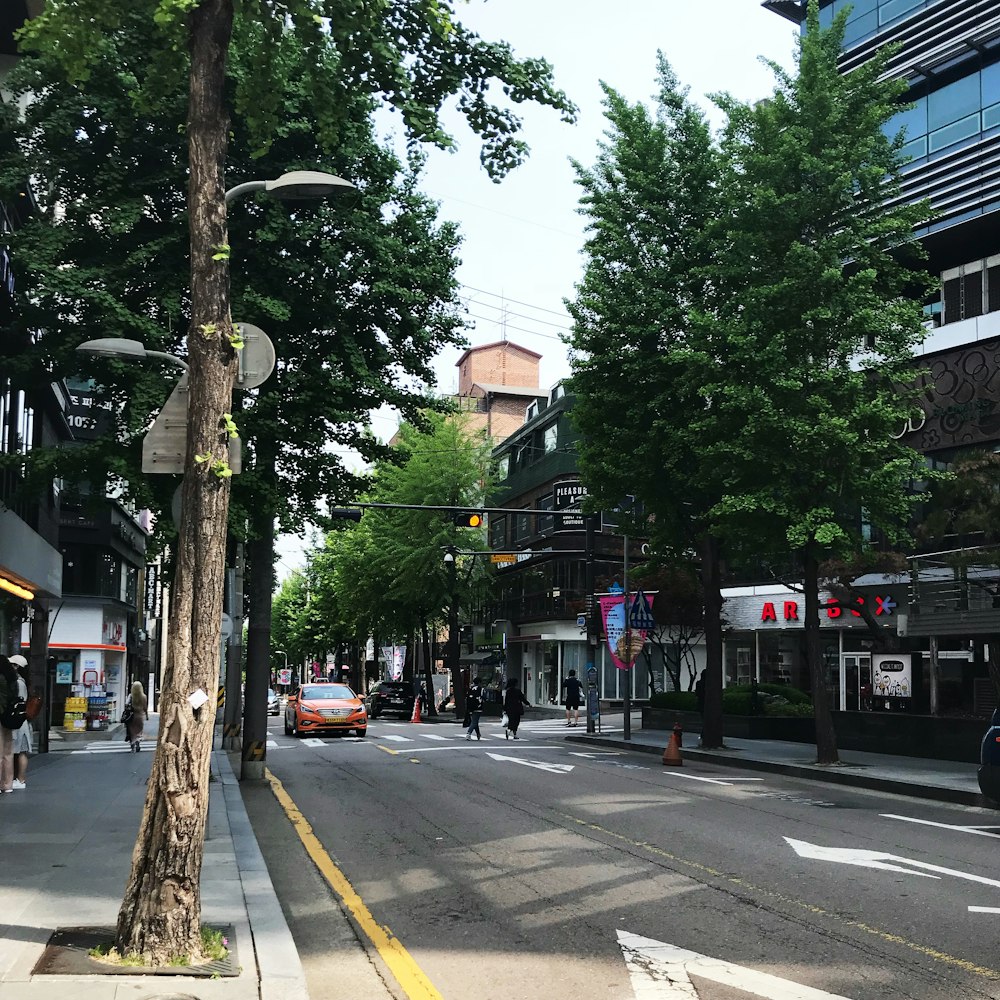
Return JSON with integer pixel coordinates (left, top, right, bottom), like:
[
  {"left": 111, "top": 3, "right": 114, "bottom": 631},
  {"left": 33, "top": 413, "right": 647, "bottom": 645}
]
[
  {"left": 284, "top": 682, "right": 366, "bottom": 738},
  {"left": 978, "top": 706, "right": 1000, "bottom": 804},
  {"left": 366, "top": 680, "right": 416, "bottom": 719},
  {"left": 267, "top": 689, "right": 280, "bottom": 716}
]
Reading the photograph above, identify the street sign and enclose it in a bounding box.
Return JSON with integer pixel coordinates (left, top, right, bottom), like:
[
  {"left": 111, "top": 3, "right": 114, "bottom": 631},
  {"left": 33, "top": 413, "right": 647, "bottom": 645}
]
[
  {"left": 576, "top": 614, "right": 586, "bottom": 628},
  {"left": 234, "top": 322, "right": 276, "bottom": 389},
  {"left": 491, "top": 552, "right": 533, "bottom": 565},
  {"left": 629, "top": 589, "right": 655, "bottom": 630}
]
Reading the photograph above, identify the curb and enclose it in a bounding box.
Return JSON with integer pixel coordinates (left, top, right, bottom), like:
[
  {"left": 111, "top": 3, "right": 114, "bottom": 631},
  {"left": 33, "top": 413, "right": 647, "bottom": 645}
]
[
  {"left": 565, "top": 734, "right": 994, "bottom": 809},
  {"left": 216, "top": 750, "right": 310, "bottom": 1000}
]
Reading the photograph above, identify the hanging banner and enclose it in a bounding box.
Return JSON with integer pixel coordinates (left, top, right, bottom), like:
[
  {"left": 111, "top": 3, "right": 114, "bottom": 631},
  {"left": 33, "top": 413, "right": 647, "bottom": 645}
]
[
  {"left": 599, "top": 594, "right": 653, "bottom": 670},
  {"left": 381, "top": 646, "right": 405, "bottom": 680}
]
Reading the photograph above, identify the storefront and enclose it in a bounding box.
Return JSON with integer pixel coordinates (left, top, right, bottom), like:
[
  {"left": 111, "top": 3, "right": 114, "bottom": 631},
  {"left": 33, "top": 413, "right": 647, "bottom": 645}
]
[
  {"left": 33, "top": 604, "right": 128, "bottom": 732},
  {"left": 721, "top": 582, "right": 910, "bottom": 711}
]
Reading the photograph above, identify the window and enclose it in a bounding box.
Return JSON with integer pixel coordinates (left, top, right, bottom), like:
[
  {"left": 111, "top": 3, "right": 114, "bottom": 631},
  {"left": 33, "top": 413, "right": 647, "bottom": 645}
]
[
  {"left": 537, "top": 494, "right": 554, "bottom": 534},
  {"left": 942, "top": 259, "right": 989, "bottom": 323},
  {"left": 542, "top": 423, "right": 558, "bottom": 454},
  {"left": 514, "top": 508, "right": 531, "bottom": 542},
  {"left": 494, "top": 454, "right": 509, "bottom": 480},
  {"left": 489, "top": 515, "right": 507, "bottom": 549},
  {"left": 525, "top": 401, "right": 538, "bottom": 421},
  {"left": 16, "top": 392, "right": 33, "bottom": 455}
]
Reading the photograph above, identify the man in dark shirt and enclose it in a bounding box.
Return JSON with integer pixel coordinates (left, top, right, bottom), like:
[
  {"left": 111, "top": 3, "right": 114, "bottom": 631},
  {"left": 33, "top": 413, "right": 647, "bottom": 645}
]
[{"left": 562, "top": 670, "right": 583, "bottom": 727}]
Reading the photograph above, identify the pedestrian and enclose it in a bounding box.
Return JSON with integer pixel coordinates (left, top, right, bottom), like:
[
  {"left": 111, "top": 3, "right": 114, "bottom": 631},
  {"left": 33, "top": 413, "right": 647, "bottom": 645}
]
[
  {"left": 0, "top": 655, "right": 18, "bottom": 794},
  {"left": 695, "top": 670, "right": 706, "bottom": 718},
  {"left": 418, "top": 682, "right": 428, "bottom": 714},
  {"left": 9, "top": 656, "right": 31, "bottom": 790},
  {"left": 465, "top": 678, "right": 483, "bottom": 741},
  {"left": 502, "top": 677, "right": 530, "bottom": 740},
  {"left": 125, "top": 680, "right": 148, "bottom": 752},
  {"left": 561, "top": 669, "right": 583, "bottom": 727}
]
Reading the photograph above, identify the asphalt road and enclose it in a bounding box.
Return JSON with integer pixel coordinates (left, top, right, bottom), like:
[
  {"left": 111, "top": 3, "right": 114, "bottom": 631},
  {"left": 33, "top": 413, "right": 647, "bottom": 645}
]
[{"left": 242, "top": 712, "right": 1000, "bottom": 1000}]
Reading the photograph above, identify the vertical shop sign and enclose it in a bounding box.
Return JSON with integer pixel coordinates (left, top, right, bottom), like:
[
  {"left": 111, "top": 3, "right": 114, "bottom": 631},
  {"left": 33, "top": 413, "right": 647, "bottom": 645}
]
[{"left": 144, "top": 564, "right": 162, "bottom": 619}]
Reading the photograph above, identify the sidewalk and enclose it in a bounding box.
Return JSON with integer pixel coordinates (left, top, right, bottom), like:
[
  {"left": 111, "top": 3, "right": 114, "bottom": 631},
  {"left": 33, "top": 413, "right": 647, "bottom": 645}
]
[
  {"left": 0, "top": 718, "right": 306, "bottom": 1000},
  {"left": 570, "top": 721, "right": 993, "bottom": 809}
]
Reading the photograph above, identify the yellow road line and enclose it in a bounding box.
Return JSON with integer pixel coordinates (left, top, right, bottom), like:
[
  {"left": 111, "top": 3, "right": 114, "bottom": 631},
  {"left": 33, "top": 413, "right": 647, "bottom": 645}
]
[
  {"left": 557, "top": 811, "right": 1000, "bottom": 981},
  {"left": 377, "top": 744, "right": 399, "bottom": 756},
  {"left": 266, "top": 768, "right": 443, "bottom": 1000}
]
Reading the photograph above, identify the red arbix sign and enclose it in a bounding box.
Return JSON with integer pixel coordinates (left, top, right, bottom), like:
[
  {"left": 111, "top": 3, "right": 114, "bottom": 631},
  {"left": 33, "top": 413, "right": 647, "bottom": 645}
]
[{"left": 760, "top": 595, "right": 896, "bottom": 622}]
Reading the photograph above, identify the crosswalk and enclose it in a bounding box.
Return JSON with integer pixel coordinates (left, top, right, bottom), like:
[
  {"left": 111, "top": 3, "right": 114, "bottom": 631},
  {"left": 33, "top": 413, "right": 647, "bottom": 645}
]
[{"left": 70, "top": 739, "right": 158, "bottom": 755}]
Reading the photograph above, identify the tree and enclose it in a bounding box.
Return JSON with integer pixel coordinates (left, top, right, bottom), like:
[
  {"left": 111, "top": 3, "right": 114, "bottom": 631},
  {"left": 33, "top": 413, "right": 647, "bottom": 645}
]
[
  {"left": 18, "top": 0, "right": 574, "bottom": 965},
  {"left": 567, "top": 57, "right": 728, "bottom": 745},
  {"left": 319, "top": 412, "right": 493, "bottom": 710},
  {"left": 701, "top": 1, "right": 932, "bottom": 763}
]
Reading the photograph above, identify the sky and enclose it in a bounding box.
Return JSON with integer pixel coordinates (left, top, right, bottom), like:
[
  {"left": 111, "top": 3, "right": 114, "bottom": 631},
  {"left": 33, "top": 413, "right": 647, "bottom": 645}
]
[{"left": 275, "top": 0, "right": 799, "bottom": 578}]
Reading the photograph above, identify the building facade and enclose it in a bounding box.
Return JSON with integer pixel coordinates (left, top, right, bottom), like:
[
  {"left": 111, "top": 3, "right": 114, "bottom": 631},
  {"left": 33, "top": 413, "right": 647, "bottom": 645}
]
[{"left": 760, "top": 0, "right": 1000, "bottom": 716}]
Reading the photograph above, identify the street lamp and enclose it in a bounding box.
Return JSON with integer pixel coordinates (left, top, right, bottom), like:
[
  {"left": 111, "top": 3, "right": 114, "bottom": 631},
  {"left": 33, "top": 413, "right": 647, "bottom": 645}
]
[
  {"left": 224, "top": 169, "right": 357, "bottom": 205},
  {"left": 232, "top": 168, "right": 355, "bottom": 780},
  {"left": 76, "top": 339, "right": 189, "bottom": 371}
]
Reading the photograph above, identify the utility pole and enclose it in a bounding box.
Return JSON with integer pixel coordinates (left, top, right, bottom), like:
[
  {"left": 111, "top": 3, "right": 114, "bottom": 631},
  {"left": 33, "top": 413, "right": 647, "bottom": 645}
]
[{"left": 585, "top": 513, "right": 599, "bottom": 735}]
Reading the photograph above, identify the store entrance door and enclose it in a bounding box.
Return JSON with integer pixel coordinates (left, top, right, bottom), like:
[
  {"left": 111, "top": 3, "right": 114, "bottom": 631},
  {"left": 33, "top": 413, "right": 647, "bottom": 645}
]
[{"left": 843, "top": 654, "right": 872, "bottom": 711}]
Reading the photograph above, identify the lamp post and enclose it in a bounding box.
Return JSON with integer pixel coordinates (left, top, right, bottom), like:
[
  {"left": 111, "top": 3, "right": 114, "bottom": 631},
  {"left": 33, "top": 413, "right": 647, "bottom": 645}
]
[
  {"left": 234, "top": 170, "right": 356, "bottom": 781},
  {"left": 444, "top": 548, "right": 464, "bottom": 720}
]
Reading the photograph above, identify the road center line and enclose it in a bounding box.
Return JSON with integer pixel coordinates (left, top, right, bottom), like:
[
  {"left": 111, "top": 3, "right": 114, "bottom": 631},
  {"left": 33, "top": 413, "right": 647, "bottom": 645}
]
[
  {"left": 265, "top": 768, "right": 443, "bottom": 1000},
  {"left": 881, "top": 814, "right": 1000, "bottom": 839}
]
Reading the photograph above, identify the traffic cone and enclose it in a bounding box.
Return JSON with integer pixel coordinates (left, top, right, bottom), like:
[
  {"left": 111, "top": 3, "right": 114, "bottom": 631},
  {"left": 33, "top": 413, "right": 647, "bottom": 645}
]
[
  {"left": 662, "top": 723, "right": 683, "bottom": 767},
  {"left": 411, "top": 698, "right": 422, "bottom": 724}
]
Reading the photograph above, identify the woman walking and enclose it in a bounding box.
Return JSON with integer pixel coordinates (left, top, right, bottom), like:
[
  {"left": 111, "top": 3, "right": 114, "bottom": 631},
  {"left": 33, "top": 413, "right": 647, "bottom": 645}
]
[
  {"left": 125, "top": 680, "right": 148, "bottom": 752},
  {"left": 0, "top": 656, "right": 17, "bottom": 794},
  {"left": 9, "top": 656, "right": 31, "bottom": 789},
  {"left": 503, "top": 677, "right": 530, "bottom": 740}
]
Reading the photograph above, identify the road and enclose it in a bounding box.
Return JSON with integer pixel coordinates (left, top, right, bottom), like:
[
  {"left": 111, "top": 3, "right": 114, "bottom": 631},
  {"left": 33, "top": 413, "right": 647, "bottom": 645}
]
[{"left": 240, "top": 711, "right": 1000, "bottom": 1000}]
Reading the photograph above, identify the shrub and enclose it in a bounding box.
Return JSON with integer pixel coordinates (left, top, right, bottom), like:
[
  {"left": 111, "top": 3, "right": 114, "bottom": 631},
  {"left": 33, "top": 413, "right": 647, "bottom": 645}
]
[
  {"left": 649, "top": 690, "right": 697, "bottom": 712},
  {"left": 763, "top": 700, "right": 814, "bottom": 718}
]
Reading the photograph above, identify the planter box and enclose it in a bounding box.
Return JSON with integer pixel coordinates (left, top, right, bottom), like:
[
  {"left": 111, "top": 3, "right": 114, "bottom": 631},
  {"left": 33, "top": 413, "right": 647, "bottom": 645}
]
[{"left": 642, "top": 708, "right": 985, "bottom": 764}]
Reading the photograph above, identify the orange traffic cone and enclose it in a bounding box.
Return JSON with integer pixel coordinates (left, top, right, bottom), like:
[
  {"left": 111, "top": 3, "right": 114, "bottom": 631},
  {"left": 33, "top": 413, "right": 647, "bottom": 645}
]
[
  {"left": 411, "top": 698, "right": 422, "bottom": 724},
  {"left": 662, "top": 723, "right": 683, "bottom": 767}
]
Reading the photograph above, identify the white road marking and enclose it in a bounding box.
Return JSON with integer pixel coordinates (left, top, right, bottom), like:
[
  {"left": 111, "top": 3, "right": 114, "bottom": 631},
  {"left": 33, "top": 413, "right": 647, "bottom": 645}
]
[
  {"left": 786, "top": 838, "right": 1000, "bottom": 888},
  {"left": 301, "top": 738, "right": 325, "bottom": 747},
  {"left": 969, "top": 906, "right": 1000, "bottom": 913},
  {"left": 666, "top": 773, "right": 737, "bottom": 786},
  {"left": 393, "top": 744, "right": 550, "bottom": 753},
  {"left": 485, "top": 752, "right": 574, "bottom": 773},
  {"left": 569, "top": 751, "right": 624, "bottom": 758},
  {"left": 423, "top": 734, "right": 451, "bottom": 741},
  {"left": 618, "top": 930, "right": 855, "bottom": 999},
  {"left": 881, "top": 814, "right": 1000, "bottom": 839},
  {"left": 71, "top": 741, "right": 156, "bottom": 754},
  {"left": 382, "top": 735, "right": 413, "bottom": 743}
]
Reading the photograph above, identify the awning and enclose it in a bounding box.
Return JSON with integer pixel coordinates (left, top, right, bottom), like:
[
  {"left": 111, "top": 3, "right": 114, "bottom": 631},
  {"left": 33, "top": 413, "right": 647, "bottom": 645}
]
[{"left": 458, "top": 651, "right": 503, "bottom": 665}]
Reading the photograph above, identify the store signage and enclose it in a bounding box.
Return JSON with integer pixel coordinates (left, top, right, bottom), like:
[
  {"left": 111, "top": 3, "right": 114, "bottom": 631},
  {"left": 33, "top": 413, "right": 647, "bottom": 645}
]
[
  {"left": 102, "top": 615, "right": 125, "bottom": 646},
  {"left": 144, "top": 565, "right": 161, "bottom": 618},
  {"left": 873, "top": 653, "right": 911, "bottom": 698},
  {"left": 554, "top": 481, "right": 586, "bottom": 531},
  {"left": 760, "top": 595, "right": 896, "bottom": 622}
]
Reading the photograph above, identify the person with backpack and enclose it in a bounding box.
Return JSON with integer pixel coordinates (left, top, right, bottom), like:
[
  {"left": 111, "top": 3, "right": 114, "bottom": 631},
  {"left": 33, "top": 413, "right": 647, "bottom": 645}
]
[
  {"left": 0, "top": 655, "right": 20, "bottom": 795},
  {"left": 8, "top": 656, "right": 32, "bottom": 790}
]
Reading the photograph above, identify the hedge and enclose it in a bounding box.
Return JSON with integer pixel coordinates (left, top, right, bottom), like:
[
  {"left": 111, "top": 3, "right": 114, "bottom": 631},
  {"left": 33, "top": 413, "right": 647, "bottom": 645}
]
[{"left": 649, "top": 682, "right": 812, "bottom": 717}]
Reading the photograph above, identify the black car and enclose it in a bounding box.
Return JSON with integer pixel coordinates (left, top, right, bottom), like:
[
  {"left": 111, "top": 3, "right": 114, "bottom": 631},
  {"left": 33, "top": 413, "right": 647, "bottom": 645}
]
[{"left": 365, "top": 681, "right": 416, "bottom": 719}]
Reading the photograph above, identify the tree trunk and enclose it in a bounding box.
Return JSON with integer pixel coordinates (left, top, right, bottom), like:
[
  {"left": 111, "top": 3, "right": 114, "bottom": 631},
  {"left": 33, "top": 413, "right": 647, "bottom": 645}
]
[
  {"left": 805, "top": 543, "right": 839, "bottom": 764},
  {"left": 115, "top": 0, "right": 235, "bottom": 964},
  {"left": 242, "top": 517, "right": 275, "bottom": 779},
  {"left": 699, "top": 533, "right": 724, "bottom": 748}
]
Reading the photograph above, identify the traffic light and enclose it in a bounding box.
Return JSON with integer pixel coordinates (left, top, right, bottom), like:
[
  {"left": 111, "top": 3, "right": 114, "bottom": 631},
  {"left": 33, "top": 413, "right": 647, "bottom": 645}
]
[
  {"left": 453, "top": 511, "right": 484, "bottom": 528},
  {"left": 328, "top": 508, "right": 363, "bottom": 522}
]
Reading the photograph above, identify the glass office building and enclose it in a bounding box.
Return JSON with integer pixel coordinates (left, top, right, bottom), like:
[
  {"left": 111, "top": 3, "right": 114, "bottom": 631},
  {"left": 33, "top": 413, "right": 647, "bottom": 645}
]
[{"left": 763, "top": 1, "right": 1000, "bottom": 338}]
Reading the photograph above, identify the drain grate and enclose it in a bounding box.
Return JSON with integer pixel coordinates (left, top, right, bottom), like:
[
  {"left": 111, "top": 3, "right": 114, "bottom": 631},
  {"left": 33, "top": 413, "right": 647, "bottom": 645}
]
[{"left": 32, "top": 925, "right": 238, "bottom": 978}]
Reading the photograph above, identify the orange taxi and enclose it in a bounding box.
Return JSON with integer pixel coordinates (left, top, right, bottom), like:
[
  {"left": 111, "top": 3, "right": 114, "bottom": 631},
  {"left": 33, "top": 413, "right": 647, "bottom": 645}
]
[{"left": 284, "top": 682, "right": 367, "bottom": 738}]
